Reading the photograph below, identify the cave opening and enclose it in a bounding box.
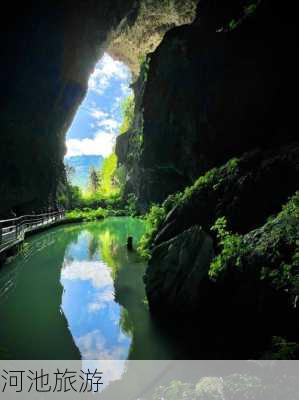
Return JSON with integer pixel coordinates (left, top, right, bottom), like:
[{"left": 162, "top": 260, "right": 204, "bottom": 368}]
[{"left": 63, "top": 53, "right": 133, "bottom": 205}]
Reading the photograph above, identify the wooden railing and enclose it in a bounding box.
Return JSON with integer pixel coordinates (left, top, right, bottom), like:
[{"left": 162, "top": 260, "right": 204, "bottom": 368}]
[{"left": 0, "top": 211, "right": 65, "bottom": 254}]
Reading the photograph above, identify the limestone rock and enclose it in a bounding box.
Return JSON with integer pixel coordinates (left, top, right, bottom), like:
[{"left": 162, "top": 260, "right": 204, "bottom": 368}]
[
  {"left": 123, "top": 0, "right": 298, "bottom": 208},
  {"left": 145, "top": 225, "right": 214, "bottom": 313}
]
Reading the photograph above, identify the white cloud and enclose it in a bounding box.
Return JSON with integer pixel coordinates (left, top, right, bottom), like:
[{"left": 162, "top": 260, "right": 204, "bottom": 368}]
[
  {"left": 65, "top": 53, "right": 132, "bottom": 157},
  {"left": 89, "top": 53, "right": 131, "bottom": 95},
  {"left": 89, "top": 108, "right": 108, "bottom": 120},
  {"left": 66, "top": 131, "right": 116, "bottom": 158},
  {"left": 97, "top": 118, "right": 120, "bottom": 132}
]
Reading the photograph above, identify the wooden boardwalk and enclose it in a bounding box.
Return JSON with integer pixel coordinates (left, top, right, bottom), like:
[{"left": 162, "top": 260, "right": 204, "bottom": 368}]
[{"left": 0, "top": 211, "right": 65, "bottom": 255}]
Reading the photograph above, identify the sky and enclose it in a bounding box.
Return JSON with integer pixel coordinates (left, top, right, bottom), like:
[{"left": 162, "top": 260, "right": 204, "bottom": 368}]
[{"left": 65, "top": 53, "right": 132, "bottom": 159}]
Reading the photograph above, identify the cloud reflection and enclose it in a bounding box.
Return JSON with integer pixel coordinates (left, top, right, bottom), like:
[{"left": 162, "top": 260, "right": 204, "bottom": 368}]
[
  {"left": 76, "top": 330, "right": 128, "bottom": 360},
  {"left": 61, "top": 260, "right": 113, "bottom": 289},
  {"left": 87, "top": 289, "right": 115, "bottom": 313}
]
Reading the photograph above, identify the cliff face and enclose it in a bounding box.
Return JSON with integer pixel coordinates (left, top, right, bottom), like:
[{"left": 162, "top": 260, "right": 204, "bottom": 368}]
[
  {"left": 118, "top": 0, "right": 297, "bottom": 210},
  {"left": 0, "top": 0, "right": 137, "bottom": 216},
  {"left": 138, "top": 1, "right": 299, "bottom": 358},
  {"left": 108, "top": 0, "right": 198, "bottom": 76},
  {"left": 144, "top": 146, "right": 299, "bottom": 357}
]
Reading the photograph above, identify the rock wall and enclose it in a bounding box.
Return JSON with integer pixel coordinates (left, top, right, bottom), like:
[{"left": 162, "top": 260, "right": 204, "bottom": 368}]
[
  {"left": 119, "top": 0, "right": 297, "bottom": 210},
  {"left": 140, "top": 1, "right": 299, "bottom": 358},
  {"left": 108, "top": 0, "right": 198, "bottom": 76},
  {"left": 144, "top": 145, "right": 299, "bottom": 358}
]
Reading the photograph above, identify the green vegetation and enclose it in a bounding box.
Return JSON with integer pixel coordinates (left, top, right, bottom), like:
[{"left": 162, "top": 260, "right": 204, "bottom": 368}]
[
  {"left": 99, "top": 153, "right": 119, "bottom": 197},
  {"left": 70, "top": 94, "right": 134, "bottom": 205},
  {"left": 138, "top": 152, "right": 298, "bottom": 304},
  {"left": 209, "top": 192, "right": 299, "bottom": 298},
  {"left": 88, "top": 166, "right": 100, "bottom": 193},
  {"left": 259, "top": 192, "right": 299, "bottom": 292},
  {"left": 267, "top": 336, "right": 299, "bottom": 360},
  {"left": 119, "top": 94, "right": 135, "bottom": 134},
  {"left": 66, "top": 208, "right": 107, "bottom": 222},
  {"left": 245, "top": 3, "right": 258, "bottom": 16},
  {"left": 124, "top": 193, "right": 138, "bottom": 217},
  {"left": 138, "top": 204, "right": 166, "bottom": 259},
  {"left": 172, "top": 157, "right": 239, "bottom": 207},
  {"left": 138, "top": 158, "right": 240, "bottom": 257},
  {"left": 58, "top": 182, "right": 83, "bottom": 210},
  {"left": 140, "top": 54, "right": 151, "bottom": 85},
  {"left": 209, "top": 216, "right": 243, "bottom": 278},
  {"left": 227, "top": 1, "right": 260, "bottom": 31},
  {"left": 228, "top": 18, "right": 241, "bottom": 31},
  {"left": 60, "top": 92, "right": 138, "bottom": 214}
]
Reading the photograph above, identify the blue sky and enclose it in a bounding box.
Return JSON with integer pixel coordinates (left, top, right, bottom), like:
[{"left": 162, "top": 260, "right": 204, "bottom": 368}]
[{"left": 65, "top": 53, "right": 132, "bottom": 158}]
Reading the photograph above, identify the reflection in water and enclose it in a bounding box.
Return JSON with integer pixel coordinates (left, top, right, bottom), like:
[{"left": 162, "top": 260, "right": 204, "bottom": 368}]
[
  {"left": 61, "top": 242, "right": 131, "bottom": 361},
  {"left": 0, "top": 217, "right": 178, "bottom": 364},
  {"left": 60, "top": 218, "right": 146, "bottom": 361}
]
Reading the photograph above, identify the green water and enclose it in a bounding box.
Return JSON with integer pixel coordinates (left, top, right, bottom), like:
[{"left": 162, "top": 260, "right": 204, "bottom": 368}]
[{"left": 0, "top": 217, "right": 177, "bottom": 360}]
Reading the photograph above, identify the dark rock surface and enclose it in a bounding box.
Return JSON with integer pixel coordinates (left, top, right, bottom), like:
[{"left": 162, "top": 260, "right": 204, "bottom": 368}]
[
  {"left": 145, "top": 225, "right": 214, "bottom": 313},
  {"left": 0, "top": 0, "right": 136, "bottom": 216},
  {"left": 122, "top": 0, "right": 297, "bottom": 208}
]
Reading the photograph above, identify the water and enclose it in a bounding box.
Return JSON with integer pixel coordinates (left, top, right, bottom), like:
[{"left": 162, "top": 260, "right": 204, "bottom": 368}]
[{"left": 0, "top": 217, "right": 177, "bottom": 360}]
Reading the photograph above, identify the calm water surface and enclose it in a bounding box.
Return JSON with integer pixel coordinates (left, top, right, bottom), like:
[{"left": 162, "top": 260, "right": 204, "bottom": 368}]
[{"left": 0, "top": 218, "right": 177, "bottom": 360}]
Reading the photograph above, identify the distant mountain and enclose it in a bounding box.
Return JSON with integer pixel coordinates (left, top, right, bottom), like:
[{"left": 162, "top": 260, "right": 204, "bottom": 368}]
[{"left": 64, "top": 155, "right": 103, "bottom": 189}]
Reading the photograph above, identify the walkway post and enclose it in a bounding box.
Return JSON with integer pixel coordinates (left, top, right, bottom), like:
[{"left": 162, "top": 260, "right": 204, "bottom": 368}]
[
  {"left": 127, "top": 236, "right": 133, "bottom": 251},
  {"left": 15, "top": 219, "right": 18, "bottom": 240},
  {"left": 0, "top": 222, "right": 2, "bottom": 245}
]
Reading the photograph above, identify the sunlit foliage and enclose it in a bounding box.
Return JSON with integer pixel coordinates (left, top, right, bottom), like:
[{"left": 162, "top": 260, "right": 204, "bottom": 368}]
[
  {"left": 120, "top": 95, "right": 135, "bottom": 135},
  {"left": 88, "top": 166, "right": 100, "bottom": 193},
  {"left": 210, "top": 192, "right": 299, "bottom": 298},
  {"left": 99, "top": 153, "right": 119, "bottom": 197},
  {"left": 66, "top": 207, "right": 107, "bottom": 222}
]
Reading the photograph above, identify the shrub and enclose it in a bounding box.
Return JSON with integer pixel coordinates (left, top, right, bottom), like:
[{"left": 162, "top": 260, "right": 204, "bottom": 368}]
[
  {"left": 99, "top": 153, "right": 119, "bottom": 197},
  {"left": 209, "top": 217, "right": 244, "bottom": 279},
  {"left": 125, "top": 193, "right": 138, "bottom": 217},
  {"left": 137, "top": 157, "right": 240, "bottom": 257},
  {"left": 138, "top": 204, "right": 166, "bottom": 259},
  {"left": 209, "top": 192, "right": 299, "bottom": 297},
  {"left": 66, "top": 208, "right": 107, "bottom": 222},
  {"left": 120, "top": 94, "right": 135, "bottom": 135}
]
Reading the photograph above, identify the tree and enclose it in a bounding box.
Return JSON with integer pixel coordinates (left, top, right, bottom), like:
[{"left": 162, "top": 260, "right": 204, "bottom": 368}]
[
  {"left": 65, "top": 164, "right": 75, "bottom": 182},
  {"left": 98, "top": 153, "right": 118, "bottom": 197},
  {"left": 88, "top": 166, "right": 100, "bottom": 193},
  {"left": 57, "top": 184, "right": 82, "bottom": 210}
]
